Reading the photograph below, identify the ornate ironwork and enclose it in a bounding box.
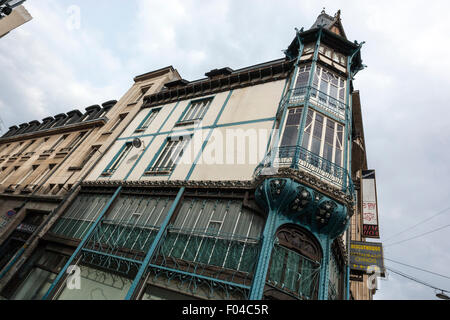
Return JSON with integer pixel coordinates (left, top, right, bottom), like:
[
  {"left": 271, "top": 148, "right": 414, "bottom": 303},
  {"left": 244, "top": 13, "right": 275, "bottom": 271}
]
[
  {"left": 148, "top": 225, "right": 262, "bottom": 298},
  {"left": 255, "top": 146, "right": 354, "bottom": 197}
]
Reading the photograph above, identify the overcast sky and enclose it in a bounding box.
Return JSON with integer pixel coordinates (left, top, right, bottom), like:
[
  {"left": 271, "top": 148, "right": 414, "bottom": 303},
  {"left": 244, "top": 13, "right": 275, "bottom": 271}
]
[{"left": 1, "top": 0, "right": 449, "bottom": 300}]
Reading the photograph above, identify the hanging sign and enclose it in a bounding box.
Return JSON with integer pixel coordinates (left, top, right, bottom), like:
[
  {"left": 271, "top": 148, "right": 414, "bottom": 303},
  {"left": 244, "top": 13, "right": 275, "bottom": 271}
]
[
  {"left": 350, "top": 241, "right": 385, "bottom": 277},
  {"left": 362, "top": 170, "right": 380, "bottom": 238}
]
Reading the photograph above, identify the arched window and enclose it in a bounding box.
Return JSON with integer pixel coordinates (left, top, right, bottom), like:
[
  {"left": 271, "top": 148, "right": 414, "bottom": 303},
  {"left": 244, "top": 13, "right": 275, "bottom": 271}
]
[{"left": 265, "top": 225, "right": 322, "bottom": 300}]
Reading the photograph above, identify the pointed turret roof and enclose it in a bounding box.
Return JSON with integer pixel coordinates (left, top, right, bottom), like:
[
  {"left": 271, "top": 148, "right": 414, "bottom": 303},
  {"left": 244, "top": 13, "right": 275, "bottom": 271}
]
[{"left": 311, "top": 9, "right": 347, "bottom": 39}]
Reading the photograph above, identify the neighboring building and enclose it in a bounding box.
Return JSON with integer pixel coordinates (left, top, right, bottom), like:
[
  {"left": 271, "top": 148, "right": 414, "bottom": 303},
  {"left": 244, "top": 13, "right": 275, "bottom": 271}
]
[
  {"left": 0, "top": 67, "right": 181, "bottom": 294},
  {"left": 0, "top": 10, "right": 379, "bottom": 300},
  {"left": 0, "top": 3, "right": 32, "bottom": 38}
]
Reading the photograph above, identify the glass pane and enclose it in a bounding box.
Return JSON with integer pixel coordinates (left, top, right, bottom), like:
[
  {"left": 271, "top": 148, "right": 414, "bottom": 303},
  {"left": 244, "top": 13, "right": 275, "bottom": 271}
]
[
  {"left": 57, "top": 266, "right": 132, "bottom": 300},
  {"left": 280, "top": 126, "right": 299, "bottom": 147}
]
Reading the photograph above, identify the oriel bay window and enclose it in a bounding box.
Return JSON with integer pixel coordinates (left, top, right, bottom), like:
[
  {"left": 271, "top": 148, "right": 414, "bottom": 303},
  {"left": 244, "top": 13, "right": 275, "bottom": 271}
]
[
  {"left": 277, "top": 107, "right": 345, "bottom": 185},
  {"left": 291, "top": 64, "right": 346, "bottom": 119}
]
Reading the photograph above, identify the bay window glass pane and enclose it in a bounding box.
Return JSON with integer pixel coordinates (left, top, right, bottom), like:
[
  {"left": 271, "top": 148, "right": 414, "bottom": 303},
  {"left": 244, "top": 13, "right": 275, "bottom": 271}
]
[
  {"left": 57, "top": 266, "right": 132, "bottom": 300},
  {"left": 11, "top": 268, "right": 56, "bottom": 300}
]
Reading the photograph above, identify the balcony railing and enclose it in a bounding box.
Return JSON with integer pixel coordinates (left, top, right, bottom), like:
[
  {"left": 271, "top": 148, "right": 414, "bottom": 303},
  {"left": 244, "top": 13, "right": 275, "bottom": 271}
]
[
  {"left": 255, "top": 146, "right": 354, "bottom": 196},
  {"left": 279, "top": 86, "right": 347, "bottom": 120}
]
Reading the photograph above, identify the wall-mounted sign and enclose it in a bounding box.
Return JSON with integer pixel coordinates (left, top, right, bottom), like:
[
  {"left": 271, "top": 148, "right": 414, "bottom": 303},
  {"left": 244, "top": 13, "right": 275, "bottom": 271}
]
[
  {"left": 350, "top": 241, "right": 385, "bottom": 277},
  {"left": 362, "top": 170, "right": 380, "bottom": 238},
  {"left": 6, "top": 210, "right": 16, "bottom": 218}
]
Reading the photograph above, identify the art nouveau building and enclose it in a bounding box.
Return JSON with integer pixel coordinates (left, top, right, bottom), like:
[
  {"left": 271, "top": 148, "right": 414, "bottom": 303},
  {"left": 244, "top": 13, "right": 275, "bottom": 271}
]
[{"left": 0, "top": 10, "right": 375, "bottom": 300}]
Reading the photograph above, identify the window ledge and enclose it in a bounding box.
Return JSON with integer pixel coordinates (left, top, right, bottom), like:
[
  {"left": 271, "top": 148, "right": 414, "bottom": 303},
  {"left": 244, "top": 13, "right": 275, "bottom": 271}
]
[
  {"left": 143, "top": 170, "right": 172, "bottom": 176},
  {"left": 174, "top": 120, "right": 196, "bottom": 127}
]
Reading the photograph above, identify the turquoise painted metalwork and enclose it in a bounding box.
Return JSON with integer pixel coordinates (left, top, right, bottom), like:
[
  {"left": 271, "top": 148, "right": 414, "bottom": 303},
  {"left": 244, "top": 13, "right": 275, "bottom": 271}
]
[
  {"left": 249, "top": 176, "right": 349, "bottom": 300},
  {"left": 116, "top": 117, "right": 277, "bottom": 141},
  {"left": 293, "top": 27, "right": 323, "bottom": 169},
  {"left": 124, "top": 187, "right": 185, "bottom": 300},
  {"left": 42, "top": 186, "right": 122, "bottom": 300}
]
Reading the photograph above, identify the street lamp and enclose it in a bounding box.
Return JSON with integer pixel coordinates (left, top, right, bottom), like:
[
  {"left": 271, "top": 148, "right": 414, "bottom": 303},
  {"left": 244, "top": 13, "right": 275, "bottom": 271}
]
[{"left": 436, "top": 291, "right": 450, "bottom": 300}]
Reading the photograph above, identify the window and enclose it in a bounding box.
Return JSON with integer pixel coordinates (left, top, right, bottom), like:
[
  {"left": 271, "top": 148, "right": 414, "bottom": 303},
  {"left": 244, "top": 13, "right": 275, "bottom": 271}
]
[
  {"left": 102, "top": 142, "right": 133, "bottom": 176},
  {"left": 177, "top": 98, "right": 212, "bottom": 125},
  {"left": 311, "top": 66, "right": 346, "bottom": 115},
  {"left": 31, "top": 164, "right": 54, "bottom": 187},
  {"left": 108, "top": 113, "right": 127, "bottom": 133},
  {"left": 160, "top": 197, "right": 263, "bottom": 274},
  {"left": 16, "top": 165, "right": 38, "bottom": 185},
  {"left": 45, "top": 135, "right": 68, "bottom": 153},
  {"left": 292, "top": 64, "right": 346, "bottom": 119},
  {"left": 319, "top": 45, "right": 346, "bottom": 65},
  {"left": 145, "top": 136, "right": 191, "bottom": 174},
  {"left": 278, "top": 108, "right": 345, "bottom": 179},
  {"left": 280, "top": 107, "right": 303, "bottom": 148},
  {"left": 69, "top": 145, "right": 99, "bottom": 171},
  {"left": 301, "top": 109, "right": 344, "bottom": 167},
  {"left": 135, "top": 108, "right": 160, "bottom": 132},
  {"left": 0, "top": 166, "right": 18, "bottom": 184},
  {"left": 60, "top": 132, "right": 86, "bottom": 152},
  {"left": 12, "top": 141, "right": 34, "bottom": 157},
  {"left": 266, "top": 226, "right": 322, "bottom": 300},
  {"left": 133, "top": 86, "right": 151, "bottom": 103},
  {"left": 293, "top": 65, "right": 311, "bottom": 97}
]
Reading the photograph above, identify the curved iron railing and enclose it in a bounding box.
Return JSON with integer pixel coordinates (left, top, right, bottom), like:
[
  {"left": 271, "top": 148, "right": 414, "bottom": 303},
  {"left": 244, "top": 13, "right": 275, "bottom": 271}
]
[
  {"left": 151, "top": 226, "right": 261, "bottom": 287},
  {"left": 255, "top": 145, "right": 354, "bottom": 197}
]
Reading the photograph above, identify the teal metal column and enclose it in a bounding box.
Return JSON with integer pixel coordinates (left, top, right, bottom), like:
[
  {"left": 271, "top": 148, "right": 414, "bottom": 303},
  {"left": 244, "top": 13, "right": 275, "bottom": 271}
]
[
  {"left": 292, "top": 28, "right": 323, "bottom": 168},
  {"left": 42, "top": 186, "right": 122, "bottom": 300},
  {"left": 267, "top": 30, "right": 304, "bottom": 167},
  {"left": 248, "top": 209, "right": 277, "bottom": 300},
  {"left": 124, "top": 186, "right": 185, "bottom": 300},
  {"left": 318, "top": 237, "right": 331, "bottom": 300},
  {"left": 342, "top": 43, "right": 364, "bottom": 192}
]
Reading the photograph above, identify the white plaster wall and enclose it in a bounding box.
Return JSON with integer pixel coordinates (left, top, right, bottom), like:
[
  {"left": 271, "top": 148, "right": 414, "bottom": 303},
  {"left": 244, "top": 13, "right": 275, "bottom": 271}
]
[{"left": 217, "top": 80, "right": 285, "bottom": 125}]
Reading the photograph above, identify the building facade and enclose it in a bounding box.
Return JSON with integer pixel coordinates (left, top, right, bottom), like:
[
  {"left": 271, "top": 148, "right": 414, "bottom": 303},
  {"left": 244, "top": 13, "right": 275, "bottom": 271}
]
[
  {"left": 0, "top": 10, "right": 377, "bottom": 300},
  {"left": 0, "top": 67, "right": 181, "bottom": 294},
  {"left": 0, "top": 2, "right": 32, "bottom": 38}
]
